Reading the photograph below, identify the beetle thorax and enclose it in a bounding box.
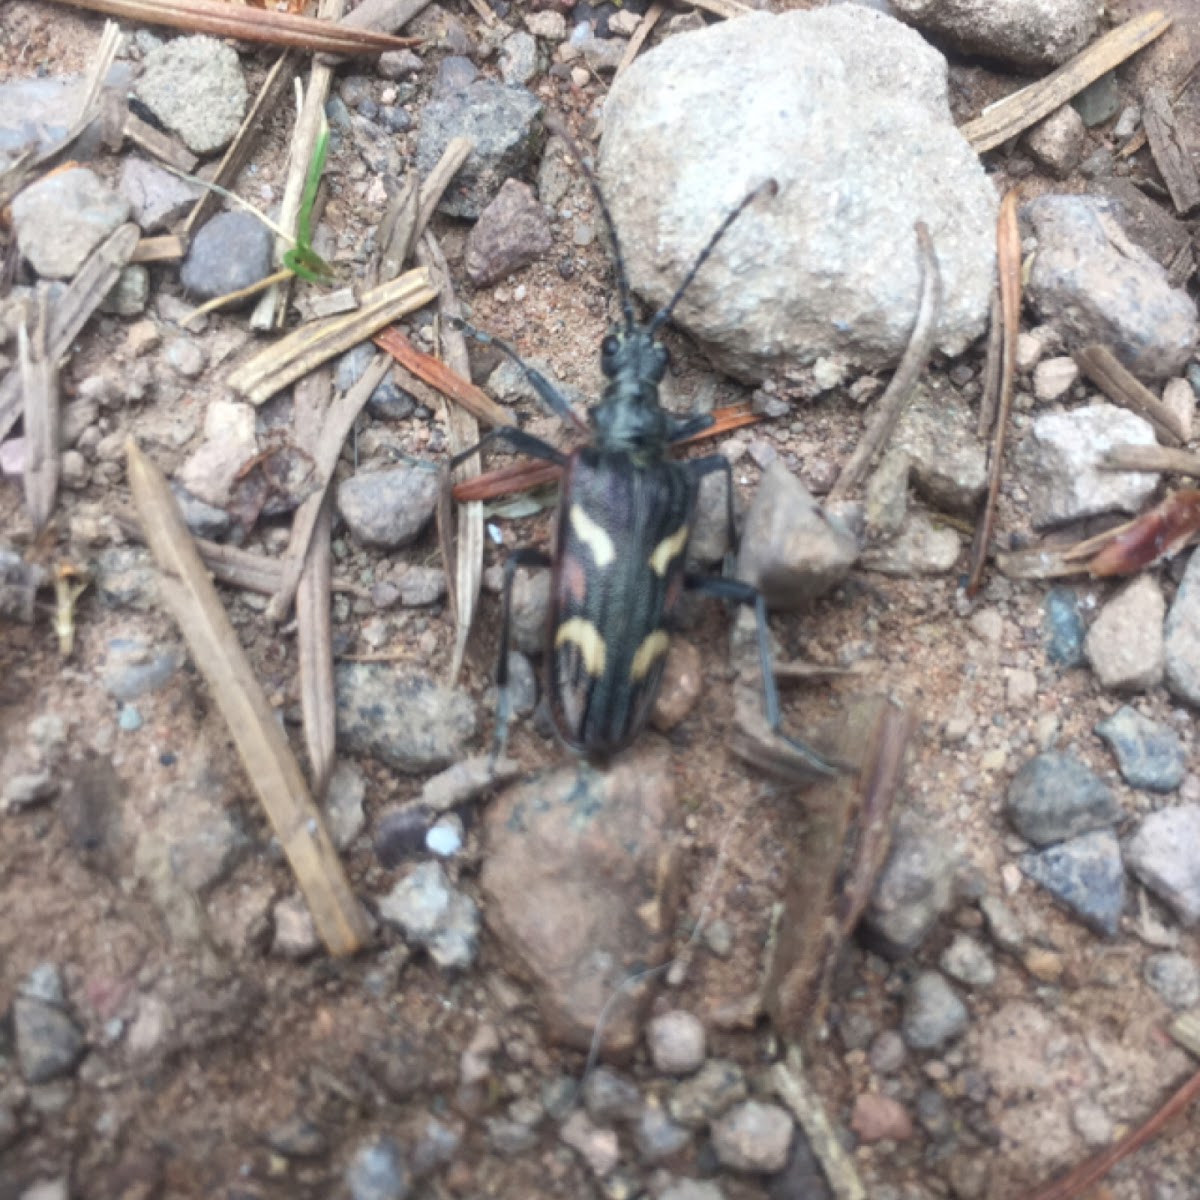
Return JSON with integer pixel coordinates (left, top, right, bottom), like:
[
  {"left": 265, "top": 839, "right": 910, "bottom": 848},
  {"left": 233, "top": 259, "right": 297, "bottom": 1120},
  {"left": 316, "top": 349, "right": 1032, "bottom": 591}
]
[{"left": 591, "top": 326, "right": 671, "bottom": 459}]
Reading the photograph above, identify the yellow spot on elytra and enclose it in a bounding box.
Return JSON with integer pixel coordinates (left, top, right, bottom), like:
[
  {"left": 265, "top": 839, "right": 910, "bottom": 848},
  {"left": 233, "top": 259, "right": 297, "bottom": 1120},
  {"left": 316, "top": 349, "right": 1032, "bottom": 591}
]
[
  {"left": 570, "top": 504, "right": 615, "bottom": 567},
  {"left": 648, "top": 524, "right": 689, "bottom": 576},
  {"left": 555, "top": 618, "right": 607, "bottom": 677},
  {"left": 630, "top": 629, "right": 670, "bottom": 681}
]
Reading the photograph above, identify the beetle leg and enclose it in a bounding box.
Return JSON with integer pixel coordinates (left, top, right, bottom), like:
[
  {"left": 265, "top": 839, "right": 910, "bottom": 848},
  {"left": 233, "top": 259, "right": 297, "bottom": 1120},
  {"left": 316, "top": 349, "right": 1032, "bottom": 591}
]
[
  {"left": 667, "top": 412, "right": 715, "bottom": 443},
  {"left": 450, "top": 425, "right": 568, "bottom": 472},
  {"left": 492, "top": 547, "right": 553, "bottom": 761},
  {"left": 450, "top": 318, "right": 589, "bottom": 433},
  {"left": 684, "top": 453, "right": 738, "bottom": 569},
  {"left": 685, "top": 573, "right": 837, "bottom": 777}
]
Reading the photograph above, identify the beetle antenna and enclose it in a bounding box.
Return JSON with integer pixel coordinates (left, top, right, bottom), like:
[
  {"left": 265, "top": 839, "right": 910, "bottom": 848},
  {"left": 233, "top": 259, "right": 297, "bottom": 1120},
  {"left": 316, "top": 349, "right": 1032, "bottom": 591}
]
[
  {"left": 544, "top": 114, "right": 637, "bottom": 333},
  {"left": 647, "top": 179, "right": 778, "bottom": 337}
]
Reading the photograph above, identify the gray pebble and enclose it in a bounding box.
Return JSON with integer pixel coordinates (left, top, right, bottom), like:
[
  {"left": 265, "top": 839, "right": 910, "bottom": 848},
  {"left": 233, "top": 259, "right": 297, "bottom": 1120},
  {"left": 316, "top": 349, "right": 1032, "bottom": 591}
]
[
  {"left": 901, "top": 971, "right": 969, "bottom": 1050},
  {"left": 980, "top": 894, "right": 1025, "bottom": 954},
  {"left": 1125, "top": 805, "right": 1200, "bottom": 926},
  {"left": 1020, "top": 829, "right": 1126, "bottom": 936},
  {"left": 465, "top": 178, "right": 552, "bottom": 286},
  {"left": 119, "top": 154, "right": 201, "bottom": 232},
  {"left": 634, "top": 1101, "right": 691, "bottom": 1162},
  {"left": 346, "top": 1134, "right": 411, "bottom": 1200},
  {"left": 101, "top": 264, "right": 149, "bottom": 316},
  {"left": 669, "top": 1058, "right": 747, "bottom": 1127},
  {"left": 335, "top": 343, "right": 376, "bottom": 391},
  {"left": 703, "top": 918, "right": 733, "bottom": 958},
  {"left": 14, "top": 993, "right": 86, "bottom": 1084},
  {"left": 710, "top": 1100, "right": 793, "bottom": 1173},
  {"left": 165, "top": 338, "right": 206, "bottom": 379},
  {"left": 3, "top": 772, "right": 57, "bottom": 812},
  {"left": 181, "top": 211, "right": 274, "bottom": 302},
  {"left": 1043, "top": 587, "right": 1086, "bottom": 667},
  {"left": 1095, "top": 706, "right": 1185, "bottom": 792},
  {"left": 378, "top": 49, "right": 423, "bottom": 79},
  {"left": 378, "top": 861, "right": 480, "bottom": 969},
  {"left": 1086, "top": 576, "right": 1166, "bottom": 692},
  {"left": 1143, "top": 951, "right": 1200, "bottom": 1009},
  {"left": 375, "top": 805, "right": 436, "bottom": 868},
  {"left": 170, "top": 484, "right": 231, "bottom": 540},
  {"left": 324, "top": 760, "right": 366, "bottom": 851},
  {"left": 939, "top": 933, "right": 996, "bottom": 987},
  {"left": 336, "top": 464, "right": 440, "bottom": 549},
  {"left": 102, "top": 637, "right": 183, "bottom": 702},
  {"left": 1006, "top": 751, "right": 1121, "bottom": 846},
  {"left": 1072, "top": 71, "right": 1120, "bottom": 127},
  {"left": 434, "top": 55, "right": 479, "bottom": 93},
  {"left": 425, "top": 815, "right": 463, "bottom": 858},
  {"left": 647, "top": 1010, "right": 706, "bottom": 1075},
  {"left": 499, "top": 30, "right": 540, "bottom": 85},
  {"left": 118, "top": 705, "right": 143, "bottom": 733},
  {"left": 267, "top": 1115, "right": 328, "bottom": 1159},
  {"left": 583, "top": 1065, "right": 643, "bottom": 1123},
  {"left": 868, "top": 1029, "right": 907, "bottom": 1074},
  {"left": 408, "top": 1114, "right": 462, "bottom": 1178}
]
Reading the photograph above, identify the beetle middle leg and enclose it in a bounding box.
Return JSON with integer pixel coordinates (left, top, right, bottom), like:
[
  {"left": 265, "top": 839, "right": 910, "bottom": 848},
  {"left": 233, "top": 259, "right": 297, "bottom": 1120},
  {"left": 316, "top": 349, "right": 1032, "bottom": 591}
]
[
  {"left": 686, "top": 573, "right": 838, "bottom": 778},
  {"left": 491, "top": 547, "right": 553, "bottom": 761}
]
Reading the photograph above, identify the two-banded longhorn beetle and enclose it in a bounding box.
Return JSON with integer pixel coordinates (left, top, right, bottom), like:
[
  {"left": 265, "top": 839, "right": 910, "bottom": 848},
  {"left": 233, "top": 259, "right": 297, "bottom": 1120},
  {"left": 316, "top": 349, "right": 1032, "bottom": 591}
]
[{"left": 452, "top": 139, "right": 835, "bottom": 775}]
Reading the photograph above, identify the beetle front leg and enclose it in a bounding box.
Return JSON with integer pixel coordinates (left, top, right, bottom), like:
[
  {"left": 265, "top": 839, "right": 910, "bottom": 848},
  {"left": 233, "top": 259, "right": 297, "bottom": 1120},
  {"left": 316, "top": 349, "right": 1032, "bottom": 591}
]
[
  {"left": 686, "top": 573, "right": 837, "bottom": 778},
  {"left": 492, "top": 547, "right": 553, "bottom": 761}
]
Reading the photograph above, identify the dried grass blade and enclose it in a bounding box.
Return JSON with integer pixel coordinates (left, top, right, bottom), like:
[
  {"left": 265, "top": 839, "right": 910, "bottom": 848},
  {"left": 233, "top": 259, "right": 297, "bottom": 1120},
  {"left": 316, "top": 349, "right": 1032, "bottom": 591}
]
[
  {"left": 1169, "top": 1011, "right": 1200, "bottom": 1059},
  {"left": 131, "top": 235, "right": 186, "bottom": 264},
  {"left": 123, "top": 109, "right": 197, "bottom": 172},
  {"left": 961, "top": 11, "right": 1172, "bottom": 154},
  {"left": 829, "top": 222, "right": 941, "bottom": 502},
  {"left": 616, "top": 2, "right": 663, "bottom": 77},
  {"left": 1103, "top": 443, "right": 1200, "bottom": 476},
  {"left": 995, "top": 545, "right": 1088, "bottom": 580},
  {"left": 18, "top": 294, "right": 60, "bottom": 533},
  {"left": 227, "top": 266, "right": 436, "bottom": 404},
  {"left": 1074, "top": 343, "right": 1187, "bottom": 445},
  {"left": 39, "top": 0, "right": 419, "bottom": 54},
  {"left": 374, "top": 325, "right": 515, "bottom": 429},
  {"left": 125, "top": 438, "right": 369, "bottom": 957},
  {"left": 297, "top": 496, "right": 337, "bottom": 794},
  {"left": 1142, "top": 85, "right": 1200, "bottom": 214},
  {"left": 684, "top": 0, "right": 751, "bottom": 18},
  {"left": 0, "top": 223, "right": 139, "bottom": 444},
  {"left": 965, "top": 189, "right": 1021, "bottom": 598},
  {"left": 416, "top": 137, "right": 473, "bottom": 247}
]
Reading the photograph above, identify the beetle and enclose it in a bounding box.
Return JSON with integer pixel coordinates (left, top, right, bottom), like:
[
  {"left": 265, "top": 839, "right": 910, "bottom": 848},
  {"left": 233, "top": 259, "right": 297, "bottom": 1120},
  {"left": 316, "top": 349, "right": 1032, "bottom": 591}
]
[{"left": 452, "top": 137, "right": 835, "bottom": 774}]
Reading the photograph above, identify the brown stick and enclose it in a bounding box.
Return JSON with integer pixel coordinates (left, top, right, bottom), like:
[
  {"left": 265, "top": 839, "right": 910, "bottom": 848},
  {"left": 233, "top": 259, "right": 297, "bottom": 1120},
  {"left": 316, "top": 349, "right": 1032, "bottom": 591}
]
[
  {"left": 828, "top": 223, "right": 941, "bottom": 502},
  {"left": 1142, "top": 85, "right": 1200, "bottom": 214},
  {"left": 1073, "top": 343, "right": 1187, "bottom": 446},
  {"left": 966, "top": 189, "right": 1021, "bottom": 598},
  {"left": 976, "top": 289, "right": 1003, "bottom": 438},
  {"left": 18, "top": 293, "right": 59, "bottom": 534},
  {"left": 125, "top": 438, "right": 370, "bottom": 957},
  {"left": 1102, "top": 443, "right": 1200, "bottom": 476}
]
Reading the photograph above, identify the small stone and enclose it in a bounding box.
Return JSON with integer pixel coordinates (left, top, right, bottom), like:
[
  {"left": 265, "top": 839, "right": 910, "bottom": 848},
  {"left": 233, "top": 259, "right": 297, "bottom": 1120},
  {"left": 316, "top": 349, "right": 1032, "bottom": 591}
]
[
  {"left": 939, "top": 933, "right": 996, "bottom": 987},
  {"left": 669, "top": 1059, "right": 747, "bottom": 1127},
  {"left": 864, "top": 448, "right": 910, "bottom": 541},
  {"left": 634, "top": 1100, "right": 691, "bottom": 1162},
  {"left": 14, "top": 992, "right": 86, "bottom": 1083},
  {"left": 324, "top": 759, "right": 366, "bottom": 850},
  {"left": 710, "top": 1100, "right": 793, "bottom": 1173},
  {"left": 102, "top": 636, "right": 184, "bottom": 702},
  {"left": 1143, "top": 951, "right": 1200, "bottom": 1009},
  {"left": 850, "top": 1093, "right": 914, "bottom": 1143},
  {"left": 181, "top": 211, "right": 275, "bottom": 302},
  {"left": 583, "top": 1066, "right": 643, "bottom": 1123},
  {"left": 980, "top": 895, "right": 1025, "bottom": 954},
  {"left": 647, "top": 1010, "right": 706, "bottom": 1075},
  {"left": 1023, "top": 946, "right": 1065, "bottom": 983},
  {"left": 118, "top": 704, "right": 143, "bottom": 732},
  {"left": 1006, "top": 751, "right": 1122, "bottom": 846},
  {"left": 1086, "top": 575, "right": 1166, "bottom": 692},
  {"left": 165, "top": 338, "right": 206, "bottom": 378},
  {"left": 1125, "top": 805, "right": 1200, "bottom": 926},
  {"left": 526, "top": 11, "right": 567, "bottom": 39},
  {"left": 1044, "top": 587, "right": 1086, "bottom": 667},
  {"left": 272, "top": 895, "right": 319, "bottom": 959},
  {"left": 425, "top": 815, "right": 463, "bottom": 858},
  {"left": 465, "top": 178, "right": 552, "bottom": 286},
  {"left": 868, "top": 1029, "right": 907, "bottom": 1074},
  {"left": 559, "top": 1110, "right": 619, "bottom": 1177},
  {"left": 119, "top": 155, "right": 202, "bottom": 232},
  {"left": 1162, "top": 377, "right": 1194, "bottom": 441},
  {"left": 901, "top": 971, "right": 969, "bottom": 1051},
  {"left": 377, "top": 49, "right": 423, "bottom": 79},
  {"left": 894, "top": 388, "right": 987, "bottom": 515},
  {"left": 346, "top": 1134, "right": 411, "bottom": 1200},
  {"left": 337, "top": 464, "right": 440, "bottom": 549},
  {"left": 101, "top": 264, "right": 149, "bottom": 316},
  {"left": 3, "top": 772, "right": 57, "bottom": 811},
  {"left": 171, "top": 485, "right": 231, "bottom": 539},
  {"left": 1165, "top": 549, "right": 1200, "bottom": 707},
  {"left": 1072, "top": 1099, "right": 1114, "bottom": 1148},
  {"left": 857, "top": 510, "right": 960, "bottom": 575},
  {"left": 1006, "top": 668, "right": 1037, "bottom": 708},
  {"left": 1020, "top": 830, "right": 1126, "bottom": 936},
  {"left": 650, "top": 640, "right": 703, "bottom": 732},
  {"left": 268, "top": 1115, "right": 328, "bottom": 1159},
  {"left": 1095, "top": 706, "right": 1185, "bottom": 792},
  {"left": 1032, "top": 356, "right": 1079, "bottom": 402},
  {"left": 408, "top": 1115, "right": 462, "bottom": 1178},
  {"left": 703, "top": 918, "right": 733, "bottom": 959},
  {"left": 1016, "top": 332, "right": 1047, "bottom": 372},
  {"left": 1072, "top": 71, "right": 1120, "bottom": 127},
  {"left": 499, "top": 30, "right": 539, "bottom": 86},
  {"left": 1025, "top": 107, "right": 1087, "bottom": 178},
  {"left": 378, "top": 861, "right": 480, "bottom": 969}
]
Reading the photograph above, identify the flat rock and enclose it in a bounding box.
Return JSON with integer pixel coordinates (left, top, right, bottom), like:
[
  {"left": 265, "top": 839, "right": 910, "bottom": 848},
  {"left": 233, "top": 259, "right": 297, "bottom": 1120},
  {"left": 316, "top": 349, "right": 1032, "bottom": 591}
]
[
  {"left": 1020, "top": 830, "right": 1125, "bottom": 936},
  {"left": 1085, "top": 575, "right": 1166, "bottom": 692},
  {"left": 335, "top": 664, "right": 478, "bottom": 773},
  {"left": 1165, "top": 548, "right": 1200, "bottom": 706},
  {"left": 1125, "top": 805, "right": 1200, "bottom": 926},
  {"left": 135, "top": 36, "right": 249, "bottom": 155},
  {"left": 12, "top": 167, "right": 131, "bottom": 279},
  {"left": 0, "top": 74, "right": 92, "bottom": 172},
  {"left": 858, "top": 509, "right": 961, "bottom": 575},
  {"left": 181, "top": 211, "right": 275, "bottom": 302},
  {"left": 119, "top": 155, "right": 202, "bottom": 233},
  {"left": 336, "top": 464, "right": 440, "bottom": 549},
  {"left": 1026, "top": 106, "right": 1088, "bottom": 178},
  {"left": 415, "top": 79, "right": 542, "bottom": 219},
  {"left": 479, "top": 745, "right": 683, "bottom": 1054},
  {"left": 465, "top": 178, "right": 552, "bottom": 286},
  {"left": 1022, "top": 195, "right": 1198, "bottom": 379},
  {"left": 901, "top": 970, "right": 969, "bottom": 1050},
  {"left": 176, "top": 399, "right": 258, "bottom": 508},
  {"left": 1095, "top": 706, "right": 1185, "bottom": 792},
  {"left": 893, "top": 387, "right": 987, "bottom": 516},
  {"left": 14, "top": 994, "right": 86, "bottom": 1083},
  {"left": 1016, "top": 404, "right": 1159, "bottom": 528},
  {"left": 1144, "top": 950, "right": 1200, "bottom": 1009},
  {"left": 1006, "top": 751, "right": 1122, "bottom": 846},
  {"left": 736, "top": 461, "right": 858, "bottom": 607},
  {"left": 599, "top": 7, "right": 996, "bottom": 383},
  {"left": 891, "top": 0, "right": 1095, "bottom": 70}
]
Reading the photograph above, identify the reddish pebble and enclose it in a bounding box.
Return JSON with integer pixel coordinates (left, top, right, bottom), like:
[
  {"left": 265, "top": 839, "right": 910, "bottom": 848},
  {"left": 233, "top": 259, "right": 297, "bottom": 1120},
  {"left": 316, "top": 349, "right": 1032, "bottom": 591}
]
[{"left": 850, "top": 1093, "right": 914, "bottom": 1142}]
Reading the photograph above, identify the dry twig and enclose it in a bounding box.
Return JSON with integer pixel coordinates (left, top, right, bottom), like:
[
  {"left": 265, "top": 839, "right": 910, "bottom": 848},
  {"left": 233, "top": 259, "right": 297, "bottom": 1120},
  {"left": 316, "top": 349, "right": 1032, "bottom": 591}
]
[
  {"left": 966, "top": 190, "right": 1021, "bottom": 597},
  {"left": 1074, "top": 343, "right": 1187, "bottom": 446},
  {"left": 1142, "top": 85, "right": 1200, "bottom": 214},
  {"left": 960, "top": 11, "right": 1172, "bottom": 154},
  {"left": 130, "top": 235, "right": 186, "bottom": 264},
  {"left": 125, "top": 439, "right": 370, "bottom": 957},
  {"left": 616, "top": 2, "right": 664, "bottom": 77},
  {"left": 18, "top": 294, "right": 59, "bottom": 534},
  {"left": 1102, "top": 443, "right": 1200, "bottom": 476}
]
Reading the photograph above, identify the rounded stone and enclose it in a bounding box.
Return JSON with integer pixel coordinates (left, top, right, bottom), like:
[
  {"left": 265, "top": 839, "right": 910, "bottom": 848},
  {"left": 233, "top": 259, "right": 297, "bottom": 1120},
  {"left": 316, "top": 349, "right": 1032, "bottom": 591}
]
[{"left": 647, "top": 1010, "right": 707, "bottom": 1075}]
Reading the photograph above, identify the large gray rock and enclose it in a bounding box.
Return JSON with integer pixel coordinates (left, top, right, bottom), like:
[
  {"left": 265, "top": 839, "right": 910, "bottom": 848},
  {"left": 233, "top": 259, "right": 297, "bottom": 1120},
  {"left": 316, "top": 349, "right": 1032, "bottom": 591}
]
[
  {"left": 1023, "top": 196, "right": 1199, "bottom": 380},
  {"left": 891, "top": 0, "right": 1096, "bottom": 71},
  {"left": 599, "top": 7, "right": 996, "bottom": 383},
  {"left": 12, "top": 167, "right": 130, "bottom": 279}
]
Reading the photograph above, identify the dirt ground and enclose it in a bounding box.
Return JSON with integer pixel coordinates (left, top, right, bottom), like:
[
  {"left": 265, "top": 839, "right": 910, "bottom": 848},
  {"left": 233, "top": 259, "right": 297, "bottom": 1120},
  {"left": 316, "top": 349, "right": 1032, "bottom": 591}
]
[{"left": 1, "top": 2, "right": 1199, "bottom": 1199}]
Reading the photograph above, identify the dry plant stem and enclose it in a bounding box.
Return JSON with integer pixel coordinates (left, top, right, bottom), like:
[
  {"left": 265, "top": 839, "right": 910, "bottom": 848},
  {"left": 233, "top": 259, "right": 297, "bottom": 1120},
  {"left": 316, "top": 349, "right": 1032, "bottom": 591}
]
[
  {"left": 254, "top": 1, "right": 344, "bottom": 332},
  {"left": 976, "top": 289, "right": 1003, "bottom": 438},
  {"left": 960, "top": 11, "right": 1172, "bottom": 153},
  {"left": 966, "top": 189, "right": 1021, "bottom": 598},
  {"left": 184, "top": 53, "right": 294, "bottom": 238},
  {"left": 123, "top": 110, "right": 197, "bottom": 172},
  {"left": 1074, "top": 344, "right": 1186, "bottom": 445},
  {"left": 185, "top": 269, "right": 295, "bottom": 326},
  {"left": 774, "top": 1046, "right": 866, "bottom": 1200},
  {"left": 18, "top": 296, "right": 59, "bottom": 534},
  {"left": 40, "top": 0, "right": 418, "bottom": 54},
  {"left": 1021, "top": 1068, "right": 1200, "bottom": 1200},
  {"left": 616, "top": 1, "right": 664, "bottom": 76},
  {"left": 125, "top": 438, "right": 370, "bottom": 956},
  {"left": 374, "top": 326, "right": 515, "bottom": 429},
  {"left": 1170, "top": 1012, "right": 1200, "bottom": 1058},
  {"left": 264, "top": 355, "right": 393, "bottom": 624},
  {"left": 229, "top": 267, "right": 436, "bottom": 404},
  {"left": 1103, "top": 443, "right": 1200, "bottom": 475},
  {"left": 418, "top": 232, "right": 483, "bottom": 682},
  {"left": 130, "top": 235, "right": 185, "bottom": 264},
  {"left": 372, "top": 176, "right": 421, "bottom": 287},
  {"left": 994, "top": 546, "right": 1088, "bottom": 580},
  {"left": 294, "top": 368, "right": 336, "bottom": 795},
  {"left": 1142, "top": 85, "right": 1200, "bottom": 214},
  {"left": 461, "top": 0, "right": 495, "bottom": 27},
  {"left": 416, "top": 138, "right": 474, "bottom": 246},
  {"left": 0, "top": 223, "right": 139, "bottom": 445},
  {"left": 828, "top": 223, "right": 941, "bottom": 502}
]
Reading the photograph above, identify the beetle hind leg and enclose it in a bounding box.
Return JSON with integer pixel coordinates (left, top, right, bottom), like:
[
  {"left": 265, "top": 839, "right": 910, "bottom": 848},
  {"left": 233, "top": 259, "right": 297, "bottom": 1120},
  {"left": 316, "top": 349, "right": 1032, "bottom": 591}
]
[{"left": 686, "top": 573, "right": 838, "bottom": 778}]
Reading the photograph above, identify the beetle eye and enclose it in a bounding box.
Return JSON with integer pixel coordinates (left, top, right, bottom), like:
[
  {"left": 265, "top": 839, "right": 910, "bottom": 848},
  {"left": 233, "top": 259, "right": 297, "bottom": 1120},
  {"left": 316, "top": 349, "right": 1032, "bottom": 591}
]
[{"left": 601, "top": 334, "right": 620, "bottom": 359}]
